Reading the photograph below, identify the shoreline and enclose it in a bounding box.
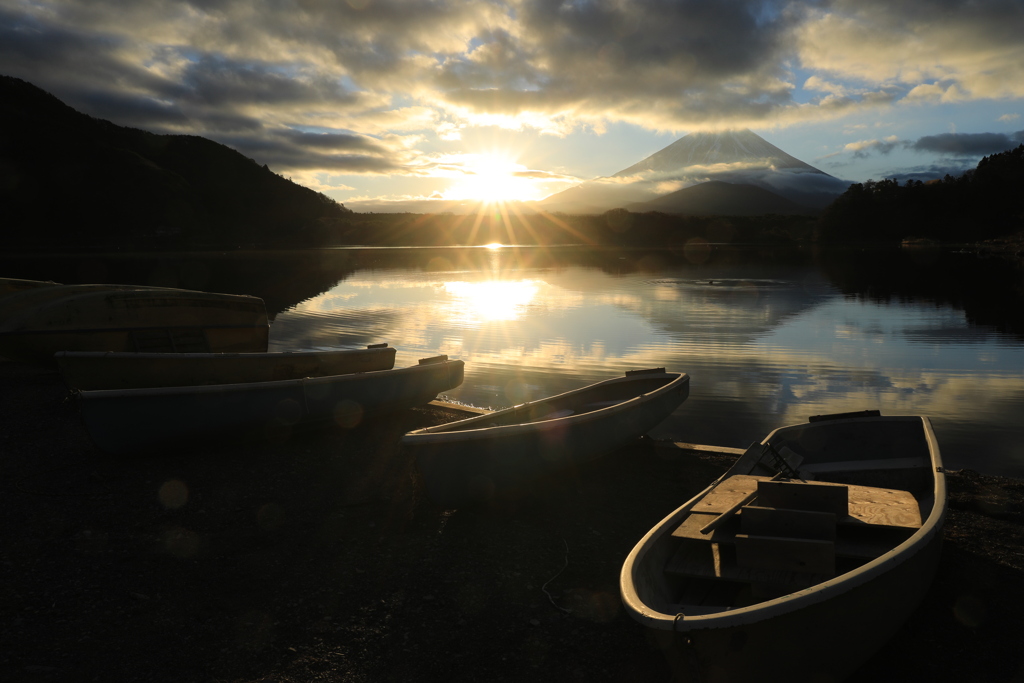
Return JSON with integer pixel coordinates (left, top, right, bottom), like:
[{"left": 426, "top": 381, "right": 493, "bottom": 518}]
[{"left": 1, "top": 362, "right": 1022, "bottom": 681}]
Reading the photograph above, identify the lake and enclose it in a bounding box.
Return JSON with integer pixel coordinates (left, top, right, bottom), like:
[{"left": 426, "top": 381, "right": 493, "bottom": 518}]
[{"left": 5, "top": 245, "right": 1023, "bottom": 477}]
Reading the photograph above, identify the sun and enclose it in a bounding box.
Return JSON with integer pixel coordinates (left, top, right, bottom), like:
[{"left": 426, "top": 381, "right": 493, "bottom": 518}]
[{"left": 443, "top": 153, "right": 541, "bottom": 204}]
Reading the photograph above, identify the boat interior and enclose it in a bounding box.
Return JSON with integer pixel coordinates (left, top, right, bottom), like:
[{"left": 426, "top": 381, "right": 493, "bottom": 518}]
[
  {"left": 644, "top": 417, "right": 937, "bottom": 616},
  {"left": 434, "top": 368, "right": 678, "bottom": 432}
]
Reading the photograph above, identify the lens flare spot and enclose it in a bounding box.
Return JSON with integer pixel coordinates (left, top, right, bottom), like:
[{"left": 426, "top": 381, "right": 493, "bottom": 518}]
[
  {"left": 334, "top": 399, "right": 364, "bottom": 428},
  {"left": 159, "top": 479, "right": 188, "bottom": 509}
]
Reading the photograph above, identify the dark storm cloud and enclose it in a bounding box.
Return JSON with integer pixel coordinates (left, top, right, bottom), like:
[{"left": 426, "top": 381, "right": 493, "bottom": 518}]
[
  {"left": 0, "top": 8, "right": 174, "bottom": 114},
  {"left": 275, "top": 130, "right": 390, "bottom": 154},
  {"left": 171, "top": 56, "right": 361, "bottom": 109},
  {"left": 219, "top": 132, "right": 403, "bottom": 174},
  {"left": 912, "top": 131, "right": 1024, "bottom": 156},
  {"left": 435, "top": 0, "right": 799, "bottom": 125}
]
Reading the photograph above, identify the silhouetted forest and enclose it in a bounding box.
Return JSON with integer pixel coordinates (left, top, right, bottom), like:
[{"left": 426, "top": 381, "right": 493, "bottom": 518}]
[
  {"left": 1, "top": 76, "right": 350, "bottom": 249},
  {"left": 336, "top": 209, "right": 816, "bottom": 247},
  {"left": 818, "top": 145, "right": 1024, "bottom": 244}
]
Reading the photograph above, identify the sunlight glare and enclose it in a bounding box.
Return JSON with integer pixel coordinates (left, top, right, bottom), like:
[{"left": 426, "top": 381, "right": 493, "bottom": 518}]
[
  {"left": 444, "top": 279, "right": 539, "bottom": 322},
  {"left": 443, "top": 154, "right": 540, "bottom": 203}
]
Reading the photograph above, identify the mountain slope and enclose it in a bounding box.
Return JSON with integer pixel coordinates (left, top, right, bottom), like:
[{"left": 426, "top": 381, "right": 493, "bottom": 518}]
[
  {"left": 540, "top": 129, "right": 849, "bottom": 214},
  {"left": 0, "top": 75, "right": 349, "bottom": 248}
]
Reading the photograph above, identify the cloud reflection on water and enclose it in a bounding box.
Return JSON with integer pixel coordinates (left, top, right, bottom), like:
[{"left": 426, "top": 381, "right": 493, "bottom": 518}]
[{"left": 268, "top": 257, "right": 1024, "bottom": 477}]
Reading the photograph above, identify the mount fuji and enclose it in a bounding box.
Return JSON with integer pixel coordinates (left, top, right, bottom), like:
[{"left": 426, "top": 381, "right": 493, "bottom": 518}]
[{"left": 539, "top": 129, "right": 850, "bottom": 215}]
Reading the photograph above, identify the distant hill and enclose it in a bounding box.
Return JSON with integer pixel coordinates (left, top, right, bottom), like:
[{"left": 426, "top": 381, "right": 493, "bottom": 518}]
[
  {"left": 0, "top": 75, "right": 350, "bottom": 248},
  {"left": 626, "top": 180, "right": 814, "bottom": 216},
  {"left": 540, "top": 129, "right": 849, "bottom": 214}
]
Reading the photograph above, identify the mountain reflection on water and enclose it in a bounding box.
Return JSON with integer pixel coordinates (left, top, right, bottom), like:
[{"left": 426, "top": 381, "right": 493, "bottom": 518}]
[{"left": 4, "top": 245, "right": 1023, "bottom": 477}]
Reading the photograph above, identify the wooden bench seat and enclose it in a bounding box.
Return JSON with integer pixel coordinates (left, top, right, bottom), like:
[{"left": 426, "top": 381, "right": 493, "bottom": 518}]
[
  {"left": 666, "top": 474, "right": 923, "bottom": 593},
  {"left": 671, "top": 511, "right": 911, "bottom": 560},
  {"left": 664, "top": 540, "right": 831, "bottom": 589},
  {"left": 683, "top": 475, "right": 922, "bottom": 529}
]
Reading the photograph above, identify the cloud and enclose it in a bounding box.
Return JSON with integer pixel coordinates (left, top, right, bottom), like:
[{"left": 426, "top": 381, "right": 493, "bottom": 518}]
[
  {"left": 2, "top": 0, "right": 1024, "bottom": 196},
  {"left": 911, "top": 131, "right": 1024, "bottom": 156},
  {"left": 795, "top": 0, "right": 1024, "bottom": 100},
  {"left": 999, "top": 113, "right": 1020, "bottom": 123},
  {"left": 840, "top": 136, "right": 901, "bottom": 158}
]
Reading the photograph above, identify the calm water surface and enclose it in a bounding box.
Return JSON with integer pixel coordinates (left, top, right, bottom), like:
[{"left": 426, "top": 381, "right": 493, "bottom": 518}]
[
  {"left": 264, "top": 246, "right": 1024, "bottom": 478},
  {"left": 5, "top": 246, "right": 1023, "bottom": 477}
]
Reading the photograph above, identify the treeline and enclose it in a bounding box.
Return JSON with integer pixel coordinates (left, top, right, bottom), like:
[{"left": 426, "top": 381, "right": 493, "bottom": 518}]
[
  {"left": 327, "top": 146, "right": 1024, "bottom": 248},
  {"left": 818, "top": 144, "right": 1024, "bottom": 244},
  {"left": 333, "top": 209, "right": 815, "bottom": 247},
  {"left": 1, "top": 76, "right": 350, "bottom": 249}
]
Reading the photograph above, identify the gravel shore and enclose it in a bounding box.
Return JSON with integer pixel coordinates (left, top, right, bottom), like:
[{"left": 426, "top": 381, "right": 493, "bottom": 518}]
[{"left": 1, "top": 362, "right": 1022, "bottom": 682}]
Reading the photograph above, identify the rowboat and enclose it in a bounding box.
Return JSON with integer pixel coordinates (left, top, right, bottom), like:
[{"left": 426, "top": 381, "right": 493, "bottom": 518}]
[
  {"left": 78, "top": 355, "right": 465, "bottom": 454},
  {"left": 56, "top": 344, "right": 397, "bottom": 390},
  {"left": 0, "top": 277, "right": 59, "bottom": 298},
  {"left": 620, "top": 411, "right": 946, "bottom": 683},
  {"left": 0, "top": 284, "right": 269, "bottom": 364},
  {"left": 405, "top": 369, "right": 690, "bottom": 508}
]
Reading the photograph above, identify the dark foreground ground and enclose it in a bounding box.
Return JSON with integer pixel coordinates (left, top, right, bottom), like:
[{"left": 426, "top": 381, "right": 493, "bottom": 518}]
[{"left": 1, "top": 362, "right": 1023, "bottom": 683}]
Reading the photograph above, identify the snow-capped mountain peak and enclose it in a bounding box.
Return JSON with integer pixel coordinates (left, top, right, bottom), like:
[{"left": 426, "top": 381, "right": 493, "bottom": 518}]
[
  {"left": 539, "top": 129, "right": 848, "bottom": 214},
  {"left": 613, "top": 129, "right": 828, "bottom": 178}
]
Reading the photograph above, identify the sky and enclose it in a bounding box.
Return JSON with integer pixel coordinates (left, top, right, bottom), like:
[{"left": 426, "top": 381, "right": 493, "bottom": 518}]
[{"left": 2, "top": 0, "right": 1023, "bottom": 213}]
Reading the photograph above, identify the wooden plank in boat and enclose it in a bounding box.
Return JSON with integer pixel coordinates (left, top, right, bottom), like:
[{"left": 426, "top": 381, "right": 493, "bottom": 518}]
[
  {"left": 672, "top": 511, "right": 738, "bottom": 541},
  {"left": 756, "top": 479, "right": 849, "bottom": 516},
  {"left": 766, "top": 478, "right": 923, "bottom": 529},
  {"left": 735, "top": 534, "right": 836, "bottom": 576},
  {"left": 695, "top": 475, "right": 922, "bottom": 529},
  {"left": 664, "top": 541, "right": 831, "bottom": 587},
  {"left": 740, "top": 506, "right": 837, "bottom": 541},
  {"left": 843, "top": 487, "right": 922, "bottom": 529},
  {"left": 671, "top": 510, "right": 909, "bottom": 559},
  {"left": 689, "top": 475, "right": 762, "bottom": 514}
]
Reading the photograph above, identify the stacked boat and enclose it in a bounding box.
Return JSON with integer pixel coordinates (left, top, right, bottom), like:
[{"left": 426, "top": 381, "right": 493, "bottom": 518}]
[
  {"left": 0, "top": 280, "right": 465, "bottom": 454},
  {"left": 0, "top": 282, "right": 270, "bottom": 364},
  {"left": 73, "top": 351, "right": 465, "bottom": 455}
]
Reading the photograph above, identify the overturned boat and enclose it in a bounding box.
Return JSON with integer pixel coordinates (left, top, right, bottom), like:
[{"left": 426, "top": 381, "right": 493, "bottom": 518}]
[
  {"left": 56, "top": 344, "right": 397, "bottom": 390},
  {"left": 0, "top": 284, "right": 269, "bottom": 364},
  {"left": 78, "top": 355, "right": 464, "bottom": 454}
]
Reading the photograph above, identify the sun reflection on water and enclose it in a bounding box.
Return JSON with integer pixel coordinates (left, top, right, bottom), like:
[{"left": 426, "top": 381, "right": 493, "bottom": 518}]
[{"left": 443, "top": 279, "right": 540, "bottom": 323}]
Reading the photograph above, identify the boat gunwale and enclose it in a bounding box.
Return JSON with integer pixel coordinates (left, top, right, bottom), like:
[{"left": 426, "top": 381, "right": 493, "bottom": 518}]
[
  {"left": 619, "top": 414, "right": 946, "bottom": 631},
  {"left": 77, "top": 358, "right": 465, "bottom": 400},
  {"left": 401, "top": 371, "right": 688, "bottom": 444},
  {"left": 54, "top": 346, "right": 394, "bottom": 362}
]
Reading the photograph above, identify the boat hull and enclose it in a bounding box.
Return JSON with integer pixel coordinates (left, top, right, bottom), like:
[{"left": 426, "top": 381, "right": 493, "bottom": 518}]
[
  {"left": 650, "top": 527, "right": 942, "bottom": 682},
  {"left": 0, "top": 277, "right": 59, "bottom": 298},
  {"left": 56, "top": 345, "right": 397, "bottom": 390},
  {"left": 621, "top": 414, "right": 946, "bottom": 683},
  {"left": 78, "top": 358, "right": 464, "bottom": 454},
  {"left": 406, "top": 370, "right": 689, "bottom": 507},
  {"left": 0, "top": 285, "right": 268, "bottom": 364}
]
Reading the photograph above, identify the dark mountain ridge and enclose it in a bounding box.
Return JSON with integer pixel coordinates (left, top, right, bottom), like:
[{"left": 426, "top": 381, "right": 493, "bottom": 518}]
[
  {"left": 626, "top": 180, "right": 813, "bottom": 216},
  {"left": 0, "top": 75, "right": 350, "bottom": 248}
]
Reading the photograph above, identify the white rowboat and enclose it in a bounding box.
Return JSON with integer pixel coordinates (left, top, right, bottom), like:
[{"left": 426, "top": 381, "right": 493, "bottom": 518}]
[{"left": 620, "top": 411, "right": 946, "bottom": 682}]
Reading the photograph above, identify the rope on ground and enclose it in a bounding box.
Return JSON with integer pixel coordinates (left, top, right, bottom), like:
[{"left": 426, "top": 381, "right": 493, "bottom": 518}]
[{"left": 542, "top": 538, "right": 572, "bottom": 614}]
